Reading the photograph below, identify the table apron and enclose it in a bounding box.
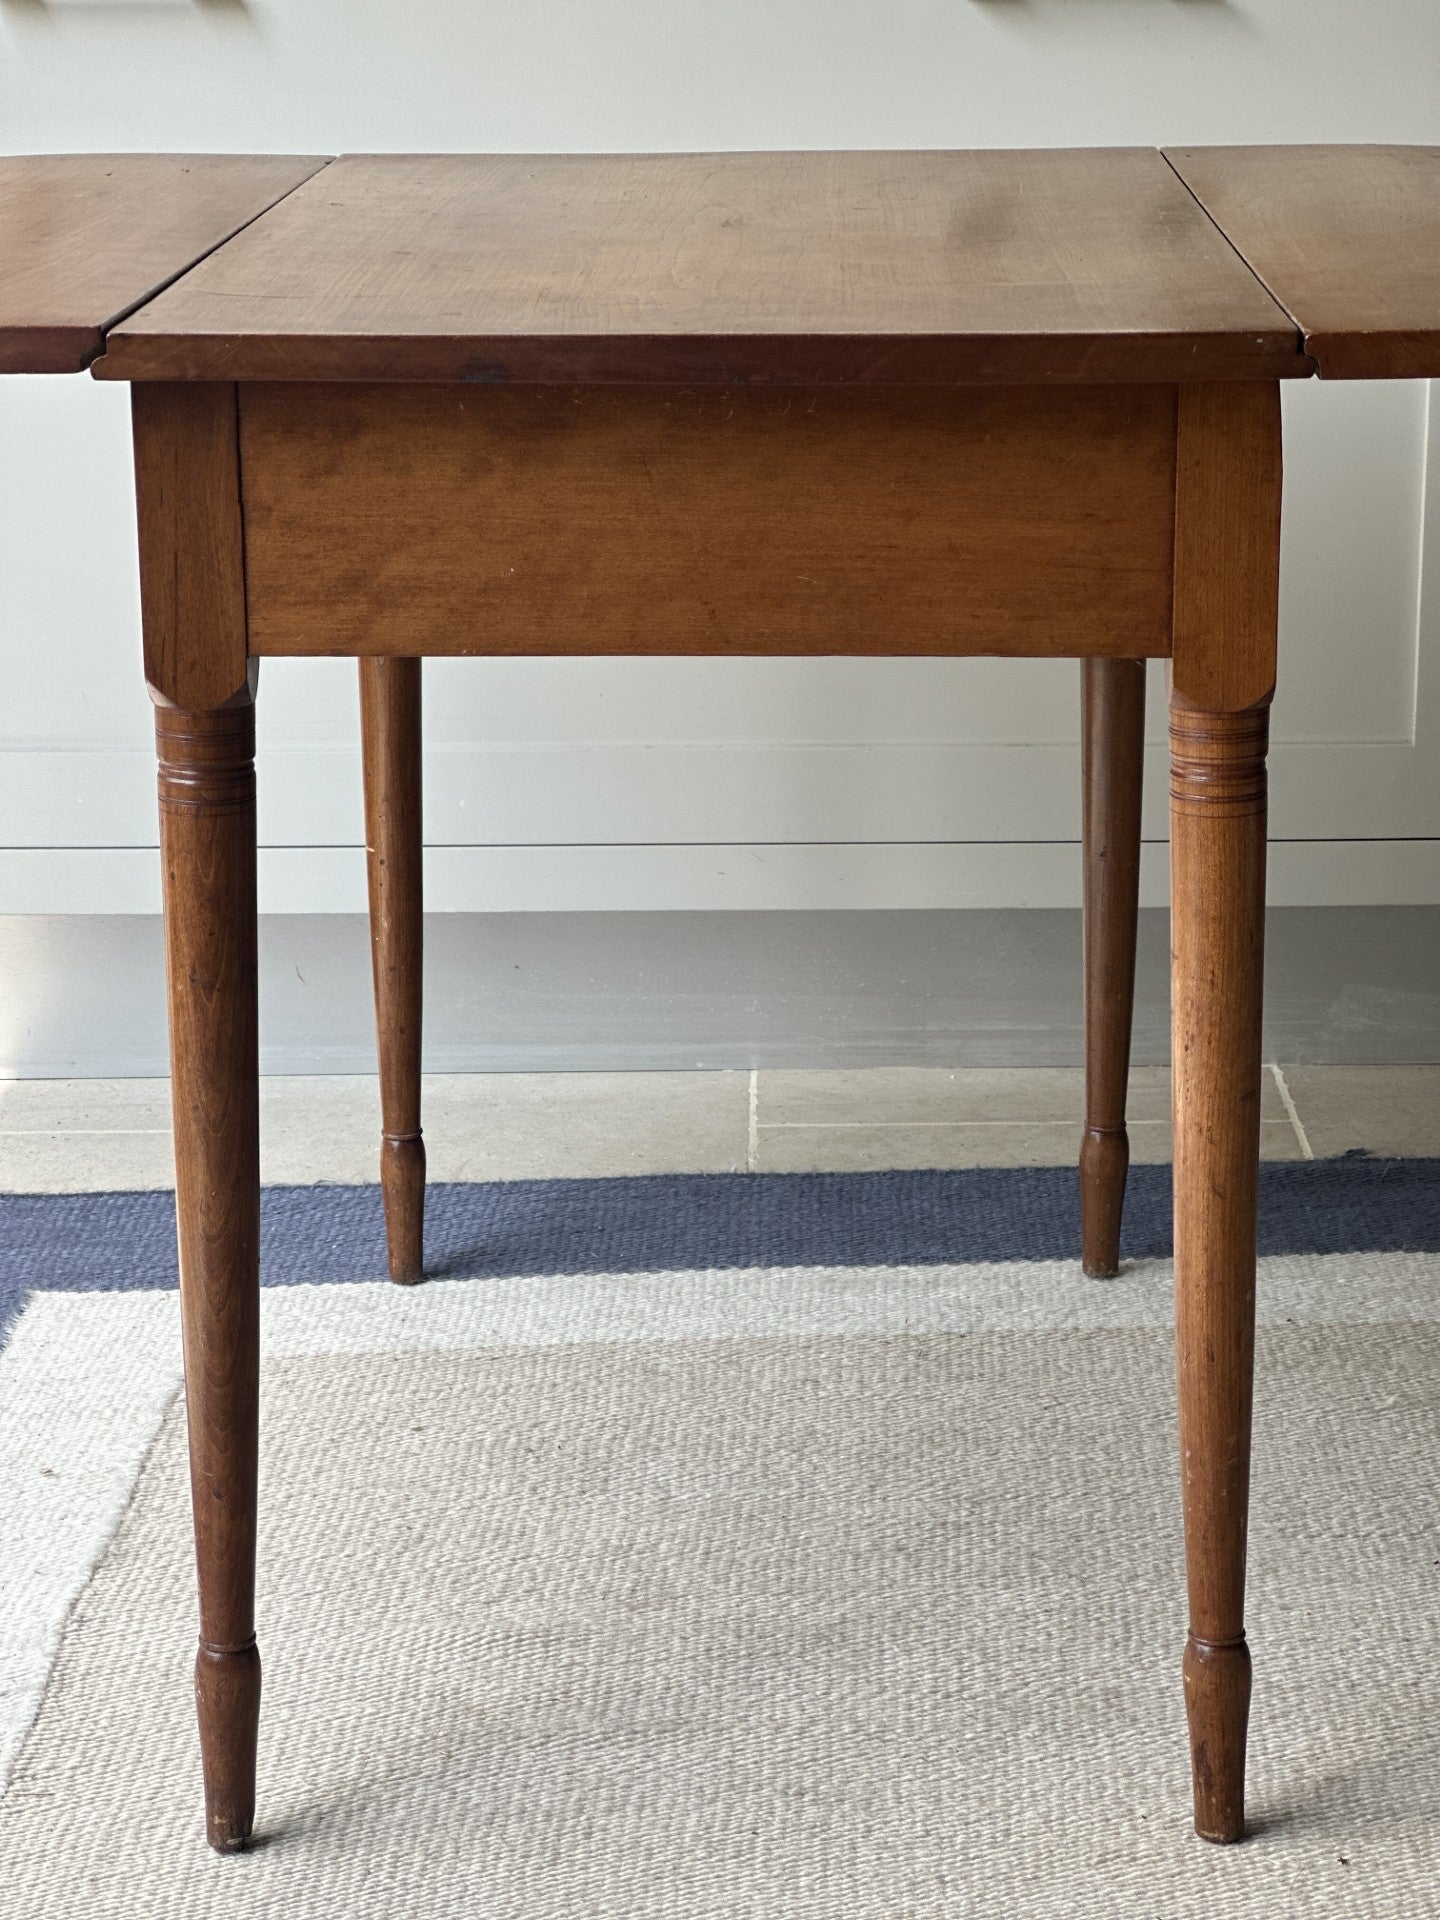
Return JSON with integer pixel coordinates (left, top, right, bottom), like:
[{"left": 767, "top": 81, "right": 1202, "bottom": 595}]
[{"left": 235, "top": 380, "right": 1180, "bottom": 661}]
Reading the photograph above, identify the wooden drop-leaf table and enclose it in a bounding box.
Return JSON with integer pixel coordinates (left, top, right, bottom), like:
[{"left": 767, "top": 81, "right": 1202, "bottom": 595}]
[{"left": 7, "top": 143, "right": 1438, "bottom": 1858}]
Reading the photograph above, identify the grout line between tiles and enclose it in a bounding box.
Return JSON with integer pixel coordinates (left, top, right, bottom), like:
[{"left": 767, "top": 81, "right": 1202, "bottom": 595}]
[
  {"left": 747, "top": 1070, "right": 759, "bottom": 1173},
  {"left": 1269, "top": 1063, "right": 1315, "bottom": 1160},
  {"left": 0, "top": 1128, "right": 172, "bottom": 1139},
  {"left": 759, "top": 1119, "right": 1170, "bottom": 1132}
]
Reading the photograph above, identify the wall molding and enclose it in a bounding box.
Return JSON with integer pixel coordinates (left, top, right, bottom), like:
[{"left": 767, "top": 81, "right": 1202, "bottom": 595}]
[
  {"left": 3, "top": 837, "right": 1439, "bottom": 916},
  {"left": 3, "top": 727, "right": 1440, "bottom": 845}
]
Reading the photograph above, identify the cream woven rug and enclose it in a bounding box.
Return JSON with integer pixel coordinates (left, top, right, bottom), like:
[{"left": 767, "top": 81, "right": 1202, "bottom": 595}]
[{"left": 1, "top": 1256, "right": 1437, "bottom": 1918}]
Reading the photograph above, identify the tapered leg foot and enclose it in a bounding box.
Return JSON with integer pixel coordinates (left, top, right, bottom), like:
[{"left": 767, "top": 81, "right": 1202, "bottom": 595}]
[
  {"left": 1183, "top": 1633, "right": 1252, "bottom": 1842},
  {"left": 360, "top": 657, "right": 426, "bottom": 1285},
  {"left": 379, "top": 1132, "right": 427, "bottom": 1285},
  {"left": 1079, "top": 1125, "right": 1129, "bottom": 1278},
  {"left": 194, "top": 1640, "right": 262, "bottom": 1851},
  {"left": 1080, "top": 658, "right": 1145, "bottom": 1278}
]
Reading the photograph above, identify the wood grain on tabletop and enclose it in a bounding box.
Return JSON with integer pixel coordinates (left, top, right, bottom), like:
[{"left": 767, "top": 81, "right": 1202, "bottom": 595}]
[
  {"left": 0, "top": 154, "right": 328, "bottom": 373},
  {"left": 97, "top": 149, "right": 1310, "bottom": 384},
  {"left": 1166, "top": 145, "right": 1440, "bottom": 379}
]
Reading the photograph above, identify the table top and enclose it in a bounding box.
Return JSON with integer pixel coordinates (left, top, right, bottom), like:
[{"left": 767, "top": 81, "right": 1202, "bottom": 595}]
[
  {"left": 1166, "top": 144, "right": 1440, "bottom": 379},
  {"left": 96, "top": 149, "right": 1311, "bottom": 386},
  {"left": 0, "top": 154, "right": 329, "bottom": 374}
]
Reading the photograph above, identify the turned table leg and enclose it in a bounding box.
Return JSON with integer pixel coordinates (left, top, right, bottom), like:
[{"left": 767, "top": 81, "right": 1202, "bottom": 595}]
[
  {"left": 1079, "top": 657, "right": 1145, "bottom": 1277},
  {"left": 359, "top": 656, "right": 426, "bottom": 1285},
  {"left": 1169, "top": 690, "right": 1268, "bottom": 1840},
  {"left": 156, "top": 692, "right": 262, "bottom": 1851},
  {"left": 1167, "top": 381, "right": 1281, "bottom": 1842},
  {"left": 133, "top": 381, "right": 266, "bottom": 1849}
]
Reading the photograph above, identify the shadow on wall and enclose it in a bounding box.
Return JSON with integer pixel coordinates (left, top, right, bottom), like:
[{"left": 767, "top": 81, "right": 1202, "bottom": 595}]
[
  {"left": 0, "top": 0, "right": 251, "bottom": 14},
  {"left": 971, "top": 0, "right": 1239, "bottom": 8}
]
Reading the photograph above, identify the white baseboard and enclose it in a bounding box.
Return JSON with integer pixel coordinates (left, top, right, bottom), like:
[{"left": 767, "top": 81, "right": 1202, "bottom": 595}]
[{"left": 2, "top": 838, "right": 1440, "bottom": 915}]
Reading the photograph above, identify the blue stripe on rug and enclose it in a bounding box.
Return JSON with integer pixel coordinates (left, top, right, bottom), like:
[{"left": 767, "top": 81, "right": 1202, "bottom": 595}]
[{"left": 5, "top": 1155, "right": 1440, "bottom": 1351}]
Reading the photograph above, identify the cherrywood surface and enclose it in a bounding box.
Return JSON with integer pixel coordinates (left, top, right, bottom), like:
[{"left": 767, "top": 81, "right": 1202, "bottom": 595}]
[
  {"left": 359, "top": 658, "right": 426, "bottom": 1287},
  {"left": 0, "top": 154, "right": 327, "bottom": 373},
  {"left": 1079, "top": 659, "right": 1145, "bottom": 1280},
  {"left": 1167, "top": 144, "right": 1440, "bottom": 379},
  {"left": 240, "top": 381, "right": 1179, "bottom": 659},
  {"left": 1166, "top": 381, "right": 1280, "bottom": 1842},
  {"left": 96, "top": 149, "right": 1310, "bottom": 385}
]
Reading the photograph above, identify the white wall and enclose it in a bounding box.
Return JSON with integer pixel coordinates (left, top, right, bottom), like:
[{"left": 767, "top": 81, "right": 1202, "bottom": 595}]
[{"left": 3, "top": 1, "right": 1439, "bottom": 914}]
